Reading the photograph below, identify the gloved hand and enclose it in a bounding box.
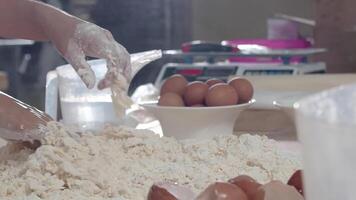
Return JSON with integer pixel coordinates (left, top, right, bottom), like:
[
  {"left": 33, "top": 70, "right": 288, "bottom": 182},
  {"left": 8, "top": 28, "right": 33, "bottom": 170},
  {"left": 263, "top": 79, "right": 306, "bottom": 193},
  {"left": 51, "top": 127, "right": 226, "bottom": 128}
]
[
  {"left": 54, "top": 21, "right": 131, "bottom": 90},
  {"left": 1, "top": 1, "right": 131, "bottom": 90}
]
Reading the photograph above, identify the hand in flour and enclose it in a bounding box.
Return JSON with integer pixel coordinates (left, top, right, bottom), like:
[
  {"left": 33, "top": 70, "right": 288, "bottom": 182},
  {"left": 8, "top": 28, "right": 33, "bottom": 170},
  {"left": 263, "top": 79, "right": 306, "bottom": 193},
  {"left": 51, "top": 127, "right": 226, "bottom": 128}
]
[
  {"left": 59, "top": 22, "right": 131, "bottom": 90},
  {"left": 0, "top": 0, "right": 131, "bottom": 89}
]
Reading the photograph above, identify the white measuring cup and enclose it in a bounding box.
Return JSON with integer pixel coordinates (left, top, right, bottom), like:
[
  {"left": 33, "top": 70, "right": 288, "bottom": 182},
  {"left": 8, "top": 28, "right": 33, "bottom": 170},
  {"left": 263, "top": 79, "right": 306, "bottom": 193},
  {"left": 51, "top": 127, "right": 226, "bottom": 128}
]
[
  {"left": 295, "top": 84, "right": 356, "bottom": 200},
  {"left": 45, "top": 50, "right": 162, "bottom": 131}
]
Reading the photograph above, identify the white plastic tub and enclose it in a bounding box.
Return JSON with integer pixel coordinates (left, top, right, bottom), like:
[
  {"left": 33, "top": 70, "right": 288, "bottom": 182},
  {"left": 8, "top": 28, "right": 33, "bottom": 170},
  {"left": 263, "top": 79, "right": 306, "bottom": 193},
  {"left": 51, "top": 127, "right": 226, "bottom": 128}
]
[
  {"left": 45, "top": 50, "right": 162, "bottom": 131},
  {"left": 295, "top": 84, "right": 356, "bottom": 200}
]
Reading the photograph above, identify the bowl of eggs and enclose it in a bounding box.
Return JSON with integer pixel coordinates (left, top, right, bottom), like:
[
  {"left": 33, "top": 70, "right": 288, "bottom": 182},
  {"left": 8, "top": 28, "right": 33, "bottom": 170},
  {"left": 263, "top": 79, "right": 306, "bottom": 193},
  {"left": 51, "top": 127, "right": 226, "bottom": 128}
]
[{"left": 141, "top": 74, "right": 255, "bottom": 140}]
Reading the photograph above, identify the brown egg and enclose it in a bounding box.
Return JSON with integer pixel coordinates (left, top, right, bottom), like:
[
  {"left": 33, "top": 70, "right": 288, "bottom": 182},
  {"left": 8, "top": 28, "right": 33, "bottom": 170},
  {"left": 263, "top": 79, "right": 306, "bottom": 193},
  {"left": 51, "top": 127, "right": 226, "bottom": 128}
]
[
  {"left": 252, "top": 181, "right": 304, "bottom": 200},
  {"left": 287, "top": 170, "right": 304, "bottom": 196},
  {"left": 158, "top": 93, "right": 185, "bottom": 107},
  {"left": 228, "top": 175, "right": 262, "bottom": 199},
  {"left": 205, "top": 78, "right": 224, "bottom": 87},
  {"left": 205, "top": 83, "right": 238, "bottom": 107},
  {"left": 183, "top": 81, "right": 209, "bottom": 106},
  {"left": 147, "top": 182, "right": 196, "bottom": 200},
  {"left": 228, "top": 77, "right": 254, "bottom": 104},
  {"left": 196, "top": 182, "right": 248, "bottom": 200},
  {"left": 160, "top": 74, "right": 188, "bottom": 96}
]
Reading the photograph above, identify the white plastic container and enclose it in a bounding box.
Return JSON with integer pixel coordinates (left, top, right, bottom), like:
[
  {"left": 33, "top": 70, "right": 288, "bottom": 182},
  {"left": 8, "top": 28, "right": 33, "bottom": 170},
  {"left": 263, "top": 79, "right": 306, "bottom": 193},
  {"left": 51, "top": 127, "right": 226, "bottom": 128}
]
[
  {"left": 295, "top": 84, "right": 356, "bottom": 200},
  {"left": 142, "top": 100, "right": 254, "bottom": 140},
  {"left": 45, "top": 50, "right": 162, "bottom": 131},
  {"left": 59, "top": 60, "right": 116, "bottom": 130},
  {"left": 267, "top": 18, "right": 299, "bottom": 40},
  {"left": 46, "top": 60, "right": 125, "bottom": 130}
]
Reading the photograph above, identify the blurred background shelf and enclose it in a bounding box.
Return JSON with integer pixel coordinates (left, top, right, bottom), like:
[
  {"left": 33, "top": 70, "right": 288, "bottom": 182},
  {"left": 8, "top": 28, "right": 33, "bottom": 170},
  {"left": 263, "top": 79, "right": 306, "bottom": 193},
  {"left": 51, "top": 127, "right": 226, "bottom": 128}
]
[{"left": 0, "top": 71, "right": 8, "bottom": 91}]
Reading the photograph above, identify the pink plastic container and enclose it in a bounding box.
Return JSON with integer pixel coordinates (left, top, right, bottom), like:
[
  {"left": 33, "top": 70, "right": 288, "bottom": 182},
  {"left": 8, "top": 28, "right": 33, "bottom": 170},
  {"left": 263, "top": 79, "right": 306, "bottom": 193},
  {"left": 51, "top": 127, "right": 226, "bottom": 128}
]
[{"left": 223, "top": 39, "right": 311, "bottom": 63}]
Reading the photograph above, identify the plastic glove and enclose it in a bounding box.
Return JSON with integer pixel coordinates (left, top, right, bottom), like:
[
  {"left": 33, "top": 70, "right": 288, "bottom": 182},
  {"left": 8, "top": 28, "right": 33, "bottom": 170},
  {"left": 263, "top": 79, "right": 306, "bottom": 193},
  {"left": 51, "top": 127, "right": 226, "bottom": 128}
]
[
  {"left": 59, "top": 22, "right": 131, "bottom": 89},
  {"left": 1, "top": 1, "right": 130, "bottom": 90},
  {"left": 0, "top": 92, "right": 52, "bottom": 142}
]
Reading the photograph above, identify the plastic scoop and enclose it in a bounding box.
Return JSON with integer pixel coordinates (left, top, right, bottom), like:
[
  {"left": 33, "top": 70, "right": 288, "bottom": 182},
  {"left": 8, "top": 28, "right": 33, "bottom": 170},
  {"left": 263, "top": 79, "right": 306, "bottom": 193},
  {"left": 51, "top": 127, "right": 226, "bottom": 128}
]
[
  {"left": 0, "top": 91, "right": 52, "bottom": 143},
  {"left": 110, "top": 50, "right": 162, "bottom": 118},
  {"left": 295, "top": 84, "right": 356, "bottom": 200}
]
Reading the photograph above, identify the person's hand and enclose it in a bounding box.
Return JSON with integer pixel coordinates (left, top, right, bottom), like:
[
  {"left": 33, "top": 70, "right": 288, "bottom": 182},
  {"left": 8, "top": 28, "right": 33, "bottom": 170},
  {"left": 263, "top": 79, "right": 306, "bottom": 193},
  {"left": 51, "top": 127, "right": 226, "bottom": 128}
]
[
  {"left": 0, "top": 92, "right": 52, "bottom": 142},
  {"left": 1, "top": 1, "right": 131, "bottom": 90},
  {"left": 54, "top": 22, "right": 131, "bottom": 90},
  {"left": 64, "top": 22, "right": 131, "bottom": 89}
]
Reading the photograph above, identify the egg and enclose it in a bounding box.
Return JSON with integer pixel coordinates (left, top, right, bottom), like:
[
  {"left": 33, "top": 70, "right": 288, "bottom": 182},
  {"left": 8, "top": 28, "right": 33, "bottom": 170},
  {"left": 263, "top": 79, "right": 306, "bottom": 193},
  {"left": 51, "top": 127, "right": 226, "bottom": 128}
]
[
  {"left": 158, "top": 93, "right": 185, "bottom": 107},
  {"left": 205, "top": 78, "right": 224, "bottom": 87},
  {"left": 287, "top": 170, "right": 304, "bottom": 196},
  {"left": 228, "top": 175, "right": 262, "bottom": 199},
  {"left": 196, "top": 182, "right": 248, "bottom": 200},
  {"left": 183, "top": 81, "right": 209, "bottom": 106},
  {"left": 147, "top": 182, "right": 196, "bottom": 200},
  {"left": 205, "top": 83, "right": 238, "bottom": 107},
  {"left": 252, "top": 181, "right": 304, "bottom": 200},
  {"left": 228, "top": 77, "right": 254, "bottom": 103},
  {"left": 160, "top": 74, "right": 188, "bottom": 96}
]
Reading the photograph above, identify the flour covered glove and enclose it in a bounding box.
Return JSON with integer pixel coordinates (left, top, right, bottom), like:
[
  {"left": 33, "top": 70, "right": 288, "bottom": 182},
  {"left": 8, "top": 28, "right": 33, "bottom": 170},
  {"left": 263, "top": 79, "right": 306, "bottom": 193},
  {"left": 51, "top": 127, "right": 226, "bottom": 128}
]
[
  {"left": 61, "top": 22, "right": 131, "bottom": 89},
  {"left": 66, "top": 22, "right": 133, "bottom": 117}
]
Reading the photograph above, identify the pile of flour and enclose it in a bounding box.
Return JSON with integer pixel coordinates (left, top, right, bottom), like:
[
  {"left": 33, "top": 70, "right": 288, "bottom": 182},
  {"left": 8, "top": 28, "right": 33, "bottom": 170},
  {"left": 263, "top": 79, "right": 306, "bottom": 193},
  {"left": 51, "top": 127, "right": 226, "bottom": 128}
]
[{"left": 0, "top": 122, "right": 301, "bottom": 200}]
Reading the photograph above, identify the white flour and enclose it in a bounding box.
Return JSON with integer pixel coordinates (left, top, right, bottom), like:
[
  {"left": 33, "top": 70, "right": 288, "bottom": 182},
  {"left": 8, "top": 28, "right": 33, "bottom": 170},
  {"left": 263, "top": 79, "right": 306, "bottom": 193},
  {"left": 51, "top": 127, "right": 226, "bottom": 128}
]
[{"left": 0, "top": 122, "right": 301, "bottom": 200}]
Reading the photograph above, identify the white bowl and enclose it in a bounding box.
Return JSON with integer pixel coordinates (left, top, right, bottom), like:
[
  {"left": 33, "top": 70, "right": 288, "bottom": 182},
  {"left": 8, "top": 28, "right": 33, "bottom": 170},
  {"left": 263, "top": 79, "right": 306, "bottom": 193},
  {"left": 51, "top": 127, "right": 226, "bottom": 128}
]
[
  {"left": 141, "top": 100, "right": 255, "bottom": 140},
  {"left": 273, "top": 92, "right": 314, "bottom": 120}
]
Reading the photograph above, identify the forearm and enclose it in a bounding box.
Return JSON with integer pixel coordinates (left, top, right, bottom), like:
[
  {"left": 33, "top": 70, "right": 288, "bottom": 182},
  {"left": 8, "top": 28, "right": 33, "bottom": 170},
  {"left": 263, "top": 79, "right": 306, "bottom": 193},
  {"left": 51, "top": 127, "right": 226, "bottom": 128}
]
[
  {"left": 0, "top": 0, "right": 133, "bottom": 91},
  {"left": 0, "top": 0, "right": 83, "bottom": 52}
]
